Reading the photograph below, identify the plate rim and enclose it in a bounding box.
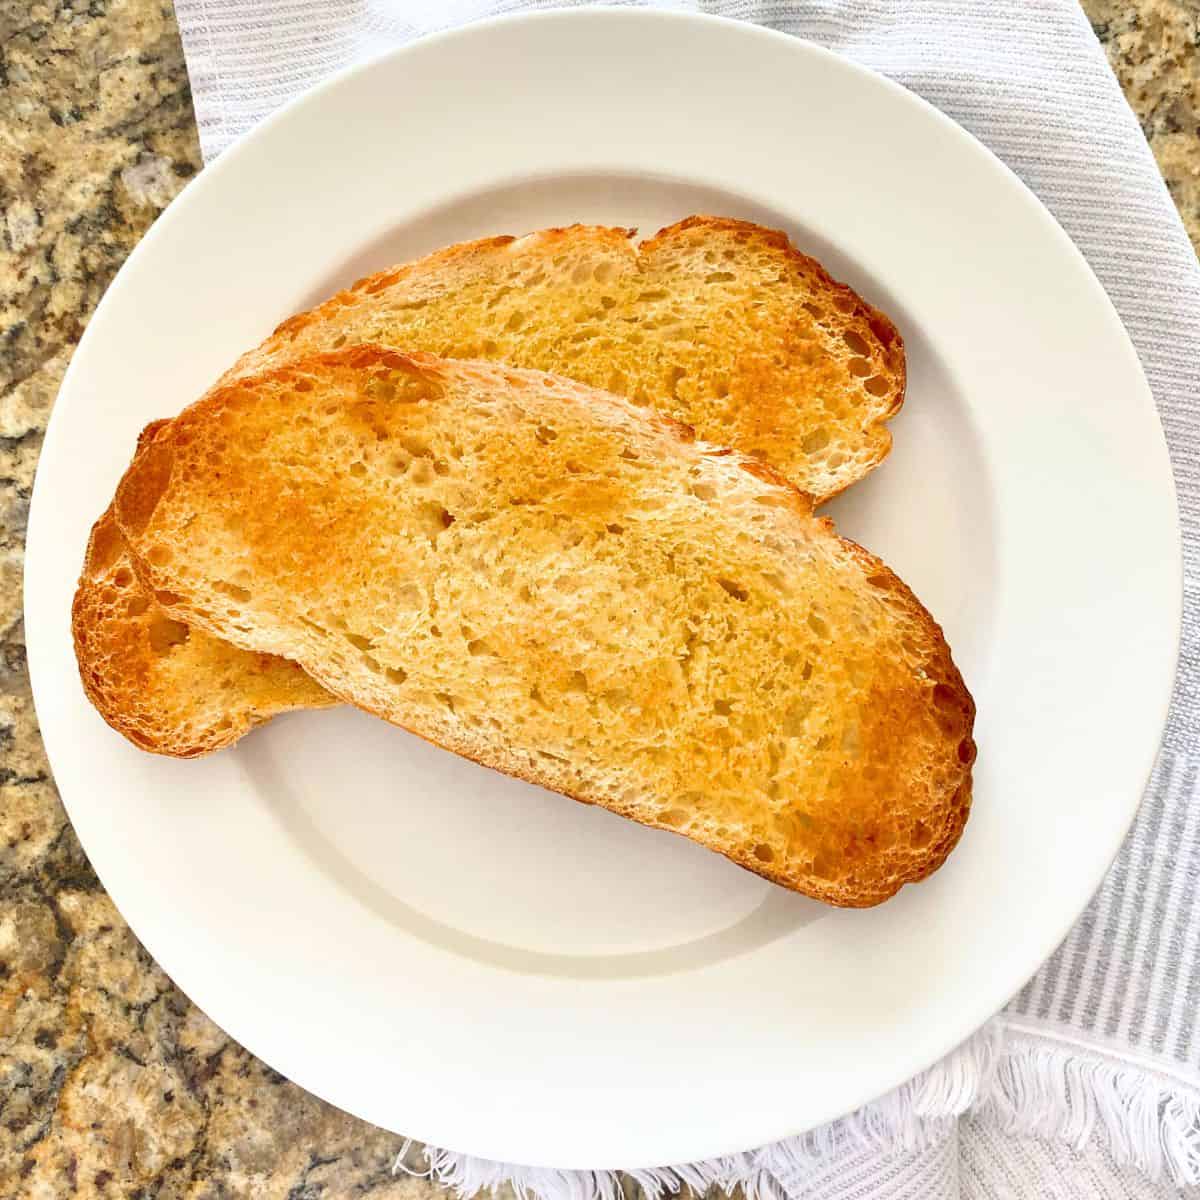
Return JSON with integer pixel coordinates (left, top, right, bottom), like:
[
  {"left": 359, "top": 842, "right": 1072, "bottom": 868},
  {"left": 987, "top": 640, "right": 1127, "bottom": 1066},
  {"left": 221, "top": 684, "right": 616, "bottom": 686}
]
[{"left": 24, "top": 6, "right": 1183, "bottom": 1168}]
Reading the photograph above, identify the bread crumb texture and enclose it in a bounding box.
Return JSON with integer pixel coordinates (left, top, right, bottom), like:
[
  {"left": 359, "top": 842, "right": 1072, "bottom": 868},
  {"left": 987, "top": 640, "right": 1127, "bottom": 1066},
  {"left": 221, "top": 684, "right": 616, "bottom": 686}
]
[
  {"left": 239, "top": 217, "right": 905, "bottom": 503},
  {"left": 73, "top": 216, "right": 906, "bottom": 760},
  {"left": 113, "top": 349, "right": 973, "bottom": 906}
]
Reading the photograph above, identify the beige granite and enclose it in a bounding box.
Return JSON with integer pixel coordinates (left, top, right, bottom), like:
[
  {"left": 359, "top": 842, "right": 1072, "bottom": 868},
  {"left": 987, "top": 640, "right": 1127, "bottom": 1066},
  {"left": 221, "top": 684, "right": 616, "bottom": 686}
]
[
  {"left": 0, "top": 1, "right": 1196, "bottom": 1195},
  {"left": 1081, "top": 0, "right": 1200, "bottom": 251}
]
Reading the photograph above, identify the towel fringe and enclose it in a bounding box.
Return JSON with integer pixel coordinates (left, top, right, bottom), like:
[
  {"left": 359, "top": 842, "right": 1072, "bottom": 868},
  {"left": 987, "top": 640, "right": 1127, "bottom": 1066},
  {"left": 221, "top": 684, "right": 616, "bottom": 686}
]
[
  {"left": 981, "top": 1032, "right": 1200, "bottom": 1185},
  {"left": 392, "top": 1022, "right": 1200, "bottom": 1197}
]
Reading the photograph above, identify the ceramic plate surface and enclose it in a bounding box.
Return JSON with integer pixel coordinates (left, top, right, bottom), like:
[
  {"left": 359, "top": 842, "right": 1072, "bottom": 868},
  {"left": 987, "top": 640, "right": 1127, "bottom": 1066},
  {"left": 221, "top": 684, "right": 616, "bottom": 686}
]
[{"left": 24, "top": 8, "right": 1180, "bottom": 1170}]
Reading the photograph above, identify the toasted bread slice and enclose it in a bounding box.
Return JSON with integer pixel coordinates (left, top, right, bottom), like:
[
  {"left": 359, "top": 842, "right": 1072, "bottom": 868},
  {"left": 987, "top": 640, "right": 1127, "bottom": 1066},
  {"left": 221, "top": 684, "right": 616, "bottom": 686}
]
[
  {"left": 76, "top": 217, "right": 905, "bottom": 757},
  {"left": 233, "top": 217, "right": 905, "bottom": 503},
  {"left": 73, "top": 508, "right": 335, "bottom": 756},
  {"left": 112, "top": 348, "right": 973, "bottom": 905}
]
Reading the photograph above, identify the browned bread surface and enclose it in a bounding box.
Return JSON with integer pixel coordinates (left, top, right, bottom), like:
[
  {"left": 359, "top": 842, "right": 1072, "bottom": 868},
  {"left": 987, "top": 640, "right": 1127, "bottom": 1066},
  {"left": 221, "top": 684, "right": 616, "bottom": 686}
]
[
  {"left": 74, "top": 420, "right": 335, "bottom": 755},
  {"left": 73, "top": 509, "right": 335, "bottom": 756},
  {"left": 75, "top": 216, "right": 905, "bottom": 758},
  {"left": 232, "top": 217, "right": 905, "bottom": 504},
  {"left": 111, "top": 347, "right": 973, "bottom": 906}
]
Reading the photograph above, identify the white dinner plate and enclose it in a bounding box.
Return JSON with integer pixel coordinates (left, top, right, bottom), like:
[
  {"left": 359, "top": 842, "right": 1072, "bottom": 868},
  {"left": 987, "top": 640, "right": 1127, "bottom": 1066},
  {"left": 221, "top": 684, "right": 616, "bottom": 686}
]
[{"left": 24, "top": 8, "right": 1180, "bottom": 1170}]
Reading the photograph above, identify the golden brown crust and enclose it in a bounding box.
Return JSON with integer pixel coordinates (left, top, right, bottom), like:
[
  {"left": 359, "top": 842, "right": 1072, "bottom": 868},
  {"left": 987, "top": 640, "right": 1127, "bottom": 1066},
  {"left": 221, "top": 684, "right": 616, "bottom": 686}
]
[{"left": 110, "top": 348, "right": 973, "bottom": 906}]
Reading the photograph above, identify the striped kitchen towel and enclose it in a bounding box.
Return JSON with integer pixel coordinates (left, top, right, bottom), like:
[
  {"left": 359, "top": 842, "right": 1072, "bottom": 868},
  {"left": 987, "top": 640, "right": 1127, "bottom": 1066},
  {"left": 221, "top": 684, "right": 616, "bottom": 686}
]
[{"left": 170, "top": 1, "right": 1200, "bottom": 1196}]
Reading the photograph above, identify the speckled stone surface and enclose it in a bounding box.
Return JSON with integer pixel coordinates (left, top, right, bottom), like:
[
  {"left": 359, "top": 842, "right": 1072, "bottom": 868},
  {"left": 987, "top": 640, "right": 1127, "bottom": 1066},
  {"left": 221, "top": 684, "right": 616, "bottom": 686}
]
[
  {"left": 1081, "top": 0, "right": 1200, "bottom": 250},
  {"left": 1, "top": 1, "right": 1197, "bottom": 1195}
]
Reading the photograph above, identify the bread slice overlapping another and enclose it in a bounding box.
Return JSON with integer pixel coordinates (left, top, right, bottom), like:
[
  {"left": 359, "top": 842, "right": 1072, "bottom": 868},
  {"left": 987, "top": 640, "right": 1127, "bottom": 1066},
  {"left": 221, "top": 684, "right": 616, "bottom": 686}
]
[
  {"left": 108, "top": 347, "right": 973, "bottom": 906},
  {"left": 233, "top": 216, "right": 905, "bottom": 501},
  {"left": 75, "top": 217, "right": 908, "bottom": 756},
  {"left": 73, "top": 421, "right": 336, "bottom": 756}
]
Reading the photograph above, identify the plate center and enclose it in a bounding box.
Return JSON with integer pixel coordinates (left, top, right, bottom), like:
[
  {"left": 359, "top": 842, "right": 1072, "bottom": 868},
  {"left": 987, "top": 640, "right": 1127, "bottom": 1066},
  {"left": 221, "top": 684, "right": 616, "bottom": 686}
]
[{"left": 229, "top": 171, "right": 990, "bottom": 974}]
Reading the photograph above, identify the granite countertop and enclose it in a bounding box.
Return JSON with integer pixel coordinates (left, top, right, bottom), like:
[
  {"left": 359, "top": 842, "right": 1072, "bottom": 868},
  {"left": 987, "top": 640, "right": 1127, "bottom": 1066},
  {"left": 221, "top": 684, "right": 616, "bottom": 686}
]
[{"left": 1, "top": 1, "right": 1197, "bottom": 1195}]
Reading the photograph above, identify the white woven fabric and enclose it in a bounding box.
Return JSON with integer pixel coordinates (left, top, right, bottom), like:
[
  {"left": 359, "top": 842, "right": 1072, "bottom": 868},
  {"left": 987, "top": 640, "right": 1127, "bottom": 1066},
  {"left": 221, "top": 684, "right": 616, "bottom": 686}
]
[{"left": 170, "top": 1, "right": 1200, "bottom": 1196}]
